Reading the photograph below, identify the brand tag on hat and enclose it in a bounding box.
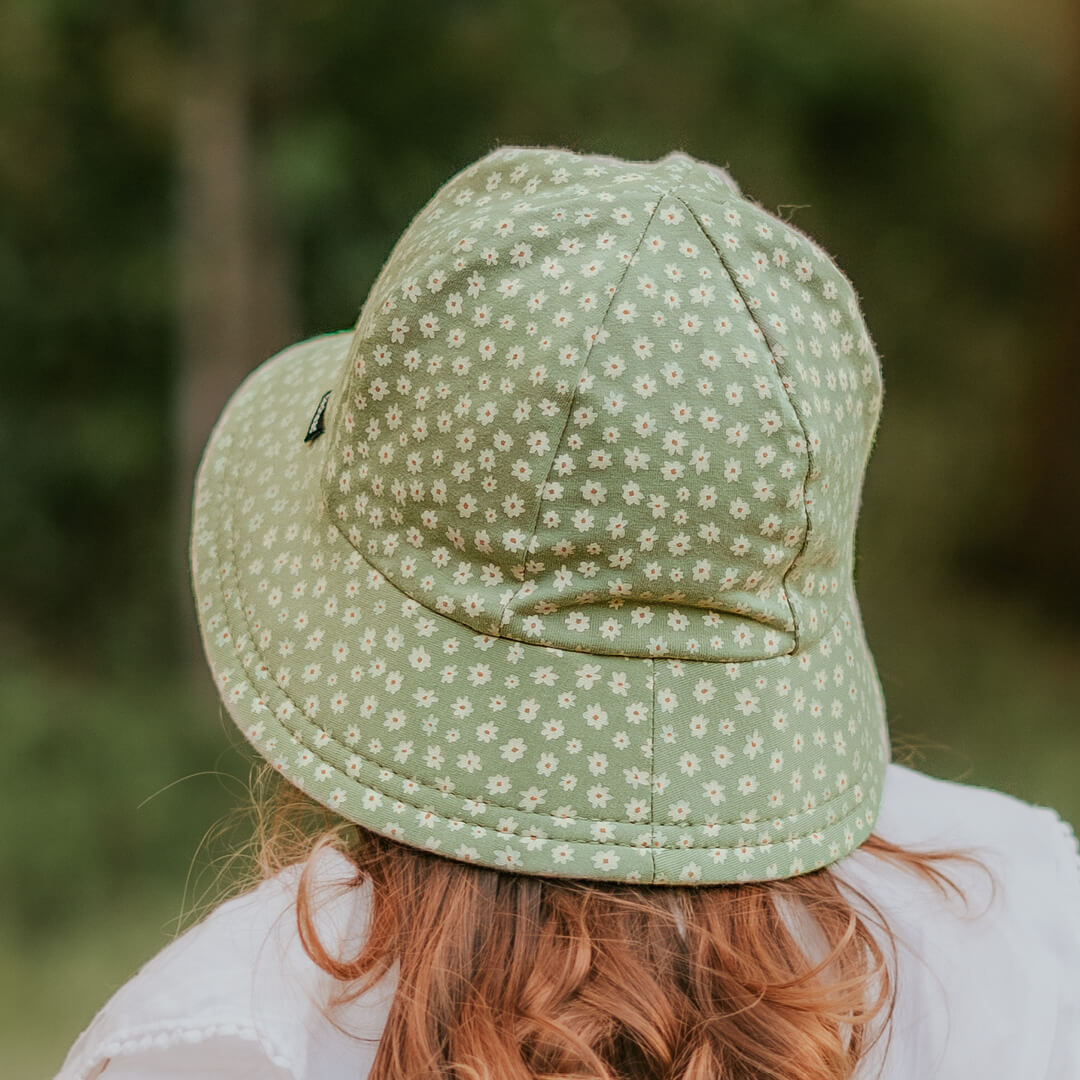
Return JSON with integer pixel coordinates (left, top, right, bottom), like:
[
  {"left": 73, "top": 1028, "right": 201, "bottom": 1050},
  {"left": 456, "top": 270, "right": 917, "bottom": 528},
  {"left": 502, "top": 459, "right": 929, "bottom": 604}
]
[{"left": 304, "top": 390, "right": 332, "bottom": 443}]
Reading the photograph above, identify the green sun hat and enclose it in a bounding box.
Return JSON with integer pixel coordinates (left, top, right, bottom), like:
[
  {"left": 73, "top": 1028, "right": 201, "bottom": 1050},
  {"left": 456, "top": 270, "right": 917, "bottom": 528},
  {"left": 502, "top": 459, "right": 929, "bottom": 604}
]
[{"left": 191, "top": 145, "right": 888, "bottom": 885}]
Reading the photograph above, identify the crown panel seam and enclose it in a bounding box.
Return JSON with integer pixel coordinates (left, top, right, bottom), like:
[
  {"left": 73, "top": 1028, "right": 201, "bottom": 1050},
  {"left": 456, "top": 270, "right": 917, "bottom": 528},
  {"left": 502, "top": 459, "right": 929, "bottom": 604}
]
[
  {"left": 674, "top": 194, "right": 813, "bottom": 653},
  {"left": 495, "top": 192, "right": 674, "bottom": 631}
]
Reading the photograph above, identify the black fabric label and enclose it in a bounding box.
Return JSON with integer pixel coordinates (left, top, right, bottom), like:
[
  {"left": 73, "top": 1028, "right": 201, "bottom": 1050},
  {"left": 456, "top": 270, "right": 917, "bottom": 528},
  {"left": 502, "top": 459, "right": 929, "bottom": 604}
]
[{"left": 304, "top": 390, "right": 332, "bottom": 443}]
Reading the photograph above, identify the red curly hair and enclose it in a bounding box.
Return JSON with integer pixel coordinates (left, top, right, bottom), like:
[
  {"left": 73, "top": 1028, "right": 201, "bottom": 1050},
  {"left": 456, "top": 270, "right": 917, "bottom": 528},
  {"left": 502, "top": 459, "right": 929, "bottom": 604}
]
[{"left": 246, "top": 767, "right": 992, "bottom": 1080}]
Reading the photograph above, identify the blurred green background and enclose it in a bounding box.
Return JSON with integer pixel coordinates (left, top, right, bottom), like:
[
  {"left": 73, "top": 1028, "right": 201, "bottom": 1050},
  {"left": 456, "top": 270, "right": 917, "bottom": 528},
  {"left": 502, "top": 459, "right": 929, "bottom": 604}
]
[{"left": 2, "top": 0, "right": 1077, "bottom": 1073}]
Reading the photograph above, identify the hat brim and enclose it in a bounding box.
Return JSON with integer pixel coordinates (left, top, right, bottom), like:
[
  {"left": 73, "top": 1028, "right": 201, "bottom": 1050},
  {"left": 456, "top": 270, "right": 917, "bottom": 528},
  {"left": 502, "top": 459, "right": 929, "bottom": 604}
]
[{"left": 192, "top": 333, "right": 887, "bottom": 884}]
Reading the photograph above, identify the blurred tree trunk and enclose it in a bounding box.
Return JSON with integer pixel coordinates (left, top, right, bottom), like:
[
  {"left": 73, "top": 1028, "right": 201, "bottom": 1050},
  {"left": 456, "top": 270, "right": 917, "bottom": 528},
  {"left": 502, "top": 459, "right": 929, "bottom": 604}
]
[
  {"left": 1013, "top": 21, "right": 1080, "bottom": 625},
  {"left": 173, "top": 0, "right": 299, "bottom": 668}
]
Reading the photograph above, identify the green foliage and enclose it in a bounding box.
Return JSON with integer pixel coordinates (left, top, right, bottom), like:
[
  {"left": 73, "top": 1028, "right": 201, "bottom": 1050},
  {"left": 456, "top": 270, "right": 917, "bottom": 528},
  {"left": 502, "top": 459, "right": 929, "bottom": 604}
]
[{"left": 1, "top": 0, "right": 1076, "bottom": 1072}]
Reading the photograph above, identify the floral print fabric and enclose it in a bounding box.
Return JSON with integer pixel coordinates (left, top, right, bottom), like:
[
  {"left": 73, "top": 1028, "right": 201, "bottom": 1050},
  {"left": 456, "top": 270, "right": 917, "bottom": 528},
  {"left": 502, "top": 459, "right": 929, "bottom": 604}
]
[{"left": 191, "top": 146, "right": 889, "bottom": 883}]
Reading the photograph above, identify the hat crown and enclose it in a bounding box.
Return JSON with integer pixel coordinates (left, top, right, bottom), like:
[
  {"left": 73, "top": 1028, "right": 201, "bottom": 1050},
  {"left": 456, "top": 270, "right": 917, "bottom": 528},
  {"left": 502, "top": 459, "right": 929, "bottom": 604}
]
[
  {"left": 323, "top": 147, "right": 882, "bottom": 663},
  {"left": 193, "top": 146, "right": 891, "bottom": 884}
]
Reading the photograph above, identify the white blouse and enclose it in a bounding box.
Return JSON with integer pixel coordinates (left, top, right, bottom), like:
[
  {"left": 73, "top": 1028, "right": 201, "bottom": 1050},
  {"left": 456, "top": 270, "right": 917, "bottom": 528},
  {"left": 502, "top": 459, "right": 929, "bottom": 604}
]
[{"left": 55, "top": 763, "right": 1080, "bottom": 1079}]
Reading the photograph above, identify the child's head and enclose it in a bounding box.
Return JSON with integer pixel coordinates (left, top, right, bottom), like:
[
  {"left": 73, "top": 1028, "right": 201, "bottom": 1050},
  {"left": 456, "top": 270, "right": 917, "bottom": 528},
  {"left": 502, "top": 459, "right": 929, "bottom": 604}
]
[{"left": 191, "top": 145, "right": 887, "bottom": 887}]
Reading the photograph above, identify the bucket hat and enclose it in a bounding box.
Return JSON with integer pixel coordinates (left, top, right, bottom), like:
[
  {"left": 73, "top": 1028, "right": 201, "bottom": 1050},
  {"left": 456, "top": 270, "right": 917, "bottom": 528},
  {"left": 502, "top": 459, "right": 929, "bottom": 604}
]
[{"left": 191, "top": 145, "right": 888, "bottom": 885}]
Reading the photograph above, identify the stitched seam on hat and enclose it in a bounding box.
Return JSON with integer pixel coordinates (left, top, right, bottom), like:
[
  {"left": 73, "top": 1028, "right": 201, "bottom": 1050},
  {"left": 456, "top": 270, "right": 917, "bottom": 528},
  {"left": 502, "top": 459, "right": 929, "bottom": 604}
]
[
  {"left": 496, "top": 193, "right": 673, "bottom": 633},
  {"left": 214, "top": 632, "right": 873, "bottom": 851},
  {"left": 648, "top": 657, "right": 657, "bottom": 882},
  {"left": 213, "top": 497, "right": 873, "bottom": 839},
  {"left": 674, "top": 194, "right": 813, "bottom": 653},
  {"left": 216, "top": 482, "right": 876, "bottom": 835}
]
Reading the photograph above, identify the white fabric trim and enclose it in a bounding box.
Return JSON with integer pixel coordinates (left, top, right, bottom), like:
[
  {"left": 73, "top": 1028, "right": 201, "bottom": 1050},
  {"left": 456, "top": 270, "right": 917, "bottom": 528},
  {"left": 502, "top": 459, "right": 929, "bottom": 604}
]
[
  {"left": 54, "top": 764, "right": 1080, "bottom": 1079},
  {"left": 60, "top": 1021, "right": 296, "bottom": 1080}
]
